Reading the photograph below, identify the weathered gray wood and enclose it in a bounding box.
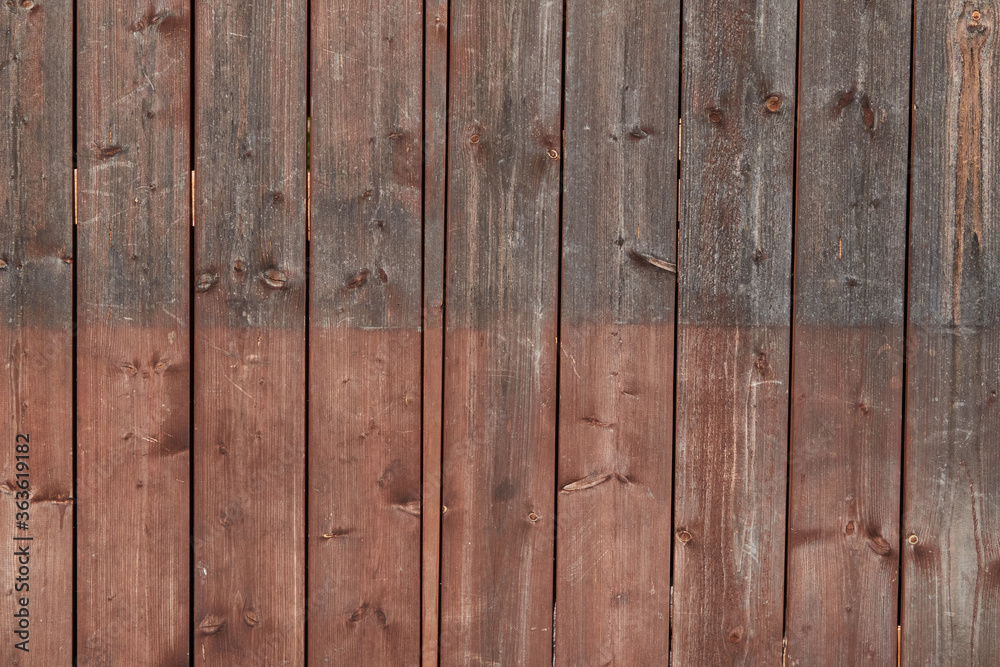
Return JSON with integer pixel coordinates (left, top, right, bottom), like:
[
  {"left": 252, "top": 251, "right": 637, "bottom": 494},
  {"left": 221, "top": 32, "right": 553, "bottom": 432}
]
[
  {"left": 786, "top": 0, "right": 912, "bottom": 662},
  {"left": 555, "top": 0, "right": 679, "bottom": 662},
  {"left": 192, "top": 1, "right": 307, "bottom": 662},
  {"left": 903, "top": 4, "right": 1000, "bottom": 664},
  {"left": 672, "top": 0, "right": 796, "bottom": 662},
  {"left": 439, "top": 0, "right": 563, "bottom": 663},
  {"left": 0, "top": 0, "right": 74, "bottom": 663},
  {"left": 308, "top": 0, "right": 423, "bottom": 662}
]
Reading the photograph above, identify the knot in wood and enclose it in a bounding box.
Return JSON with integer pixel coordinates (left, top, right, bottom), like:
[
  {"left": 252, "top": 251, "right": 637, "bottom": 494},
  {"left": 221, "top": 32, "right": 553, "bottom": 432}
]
[
  {"left": 261, "top": 267, "right": 288, "bottom": 288},
  {"left": 868, "top": 535, "right": 891, "bottom": 556},
  {"left": 198, "top": 615, "right": 226, "bottom": 635},
  {"left": 346, "top": 269, "right": 369, "bottom": 290},
  {"left": 195, "top": 273, "right": 218, "bottom": 292}
]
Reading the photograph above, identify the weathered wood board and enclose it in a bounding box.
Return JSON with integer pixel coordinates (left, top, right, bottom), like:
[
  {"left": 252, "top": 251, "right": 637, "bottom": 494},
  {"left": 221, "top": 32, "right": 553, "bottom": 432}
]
[
  {"left": 903, "top": 3, "right": 1000, "bottom": 664},
  {"left": 438, "top": 0, "right": 563, "bottom": 663},
  {"left": 192, "top": 1, "right": 307, "bottom": 662},
  {"left": 76, "top": 0, "right": 192, "bottom": 663},
  {"left": 422, "top": 1, "right": 449, "bottom": 665},
  {"left": 0, "top": 0, "right": 74, "bottom": 663},
  {"left": 556, "top": 0, "right": 679, "bottom": 662},
  {"left": 786, "top": 0, "right": 912, "bottom": 662},
  {"left": 308, "top": 0, "right": 423, "bottom": 663},
  {"left": 672, "top": 0, "right": 796, "bottom": 662}
]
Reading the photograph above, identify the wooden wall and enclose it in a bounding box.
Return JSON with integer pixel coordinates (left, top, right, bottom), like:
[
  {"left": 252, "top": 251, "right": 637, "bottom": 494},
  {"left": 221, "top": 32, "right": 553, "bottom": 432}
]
[{"left": 0, "top": 0, "right": 997, "bottom": 664}]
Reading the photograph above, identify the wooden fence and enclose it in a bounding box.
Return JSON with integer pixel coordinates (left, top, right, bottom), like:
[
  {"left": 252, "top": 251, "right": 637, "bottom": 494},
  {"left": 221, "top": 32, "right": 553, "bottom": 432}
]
[{"left": 1, "top": 0, "right": 997, "bottom": 664}]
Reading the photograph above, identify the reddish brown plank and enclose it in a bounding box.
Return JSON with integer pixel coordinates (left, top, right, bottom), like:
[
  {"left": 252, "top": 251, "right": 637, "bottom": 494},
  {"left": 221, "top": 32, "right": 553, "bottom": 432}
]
[
  {"left": 192, "top": 0, "right": 307, "bottom": 662},
  {"left": 75, "top": 0, "right": 191, "bottom": 663},
  {"left": 438, "top": 0, "right": 563, "bottom": 663},
  {"left": 786, "top": 0, "right": 912, "bottom": 662},
  {"left": 671, "top": 0, "right": 796, "bottom": 662},
  {"left": 422, "top": 1, "right": 449, "bottom": 665},
  {"left": 0, "top": 0, "right": 73, "bottom": 663},
  {"left": 555, "top": 0, "right": 679, "bottom": 662},
  {"left": 903, "top": 4, "right": 1000, "bottom": 664},
  {"left": 307, "top": 0, "right": 423, "bottom": 663}
]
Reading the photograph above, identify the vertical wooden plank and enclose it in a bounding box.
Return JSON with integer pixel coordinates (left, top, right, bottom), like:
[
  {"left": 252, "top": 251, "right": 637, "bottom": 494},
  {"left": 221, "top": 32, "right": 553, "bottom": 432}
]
[
  {"left": 555, "top": 0, "right": 679, "bottom": 663},
  {"left": 75, "top": 0, "right": 191, "bottom": 663},
  {"left": 0, "top": 0, "right": 73, "bottom": 663},
  {"left": 671, "top": 0, "right": 796, "bottom": 662},
  {"left": 308, "top": 0, "right": 423, "bottom": 663},
  {"left": 903, "top": 4, "right": 1000, "bottom": 664},
  {"left": 438, "top": 0, "right": 562, "bottom": 663},
  {"left": 786, "top": 0, "right": 912, "bottom": 662},
  {"left": 422, "top": 1, "right": 448, "bottom": 665},
  {"left": 193, "top": 0, "right": 306, "bottom": 662}
]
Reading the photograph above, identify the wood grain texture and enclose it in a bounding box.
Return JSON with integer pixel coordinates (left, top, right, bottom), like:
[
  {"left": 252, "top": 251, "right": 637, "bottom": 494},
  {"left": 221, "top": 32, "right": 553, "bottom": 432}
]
[
  {"left": 422, "top": 1, "right": 448, "bottom": 665},
  {"left": 555, "top": 0, "right": 679, "bottom": 662},
  {"left": 308, "top": 0, "right": 423, "bottom": 663},
  {"left": 0, "top": 0, "right": 73, "bottom": 663},
  {"left": 438, "top": 0, "right": 562, "bottom": 663},
  {"left": 193, "top": 1, "right": 306, "bottom": 663},
  {"left": 672, "top": 0, "right": 796, "bottom": 662},
  {"left": 75, "top": 0, "right": 191, "bottom": 663},
  {"left": 903, "top": 3, "right": 1000, "bottom": 664},
  {"left": 786, "top": 0, "right": 912, "bottom": 663}
]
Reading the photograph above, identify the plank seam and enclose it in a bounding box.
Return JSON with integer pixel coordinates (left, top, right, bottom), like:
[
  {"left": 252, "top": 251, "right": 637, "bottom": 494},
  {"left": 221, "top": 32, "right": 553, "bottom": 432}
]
[
  {"left": 188, "top": 3, "right": 197, "bottom": 664},
  {"left": 669, "top": 0, "right": 684, "bottom": 661},
  {"left": 434, "top": 2, "right": 451, "bottom": 662},
  {"left": 551, "top": 0, "right": 568, "bottom": 663},
  {"left": 420, "top": 2, "right": 426, "bottom": 660},
  {"left": 71, "top": 0, "right": 79, "bottom": 658},
  {"left": 303, "top": 0, "right": 311, "bottom": 663},
  {"left": 781, "top": 0, "right": 803, "bottom": 651},
  {"left": 896, "top": 0, "right": 919, "bottom": 658}
]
